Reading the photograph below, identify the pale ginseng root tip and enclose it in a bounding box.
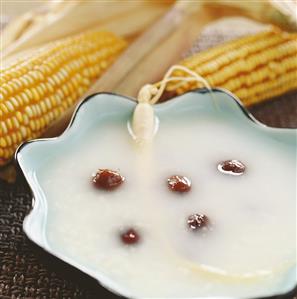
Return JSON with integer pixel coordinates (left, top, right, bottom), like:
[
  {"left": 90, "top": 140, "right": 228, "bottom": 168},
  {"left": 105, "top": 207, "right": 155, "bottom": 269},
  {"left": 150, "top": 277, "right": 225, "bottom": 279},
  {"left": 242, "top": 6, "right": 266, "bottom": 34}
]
[{"left": 131, "top": 102, "right": 156, "bottom": 144}]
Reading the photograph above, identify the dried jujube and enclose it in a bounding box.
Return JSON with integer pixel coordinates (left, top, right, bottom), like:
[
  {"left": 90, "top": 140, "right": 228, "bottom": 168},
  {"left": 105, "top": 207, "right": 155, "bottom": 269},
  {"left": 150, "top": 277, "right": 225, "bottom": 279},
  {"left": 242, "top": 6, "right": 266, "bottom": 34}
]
[
  {"left": 218, "top": 160, "right": 246, "bottom": 175},
  {"left": 92, "top": 169, "right": 125, "bottom": 190},
  {"left": 167, "top": 175, "right": 191, "bottom": 192},
  {"left": 120, "top": 229, "right": 140, "bottom": 245},
  {"left": 187, "top": 214, "right": 209, "bottom": 231}
]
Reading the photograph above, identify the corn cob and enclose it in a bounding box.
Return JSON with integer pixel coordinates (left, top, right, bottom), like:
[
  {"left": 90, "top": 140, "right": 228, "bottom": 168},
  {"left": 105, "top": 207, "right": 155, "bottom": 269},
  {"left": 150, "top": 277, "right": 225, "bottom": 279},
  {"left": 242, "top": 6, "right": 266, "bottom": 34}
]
[
  {"left": 0, "top": 30, "right": 127, "bottom": 166},
  {"left": 166, "top": 27, "right": 297, "bottom": 106}
]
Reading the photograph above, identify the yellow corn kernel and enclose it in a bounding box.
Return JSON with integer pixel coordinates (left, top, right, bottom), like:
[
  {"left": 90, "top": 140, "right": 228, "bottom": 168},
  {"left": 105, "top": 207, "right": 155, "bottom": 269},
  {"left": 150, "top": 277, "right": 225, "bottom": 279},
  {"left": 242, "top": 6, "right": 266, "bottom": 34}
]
[
  {"left": 0, "top": 30, "right": 127, "bottom": 165},
  {"left": 167, "top": 27, "right": 297, "bottom": 107}
]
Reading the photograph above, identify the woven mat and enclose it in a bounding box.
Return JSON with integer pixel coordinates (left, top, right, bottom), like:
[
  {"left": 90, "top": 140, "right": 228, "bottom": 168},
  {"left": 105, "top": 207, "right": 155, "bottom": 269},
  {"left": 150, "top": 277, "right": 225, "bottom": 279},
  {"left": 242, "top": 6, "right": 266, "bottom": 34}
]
[{"left": 0, "top": 92, "right": 296, "bottom": 299}]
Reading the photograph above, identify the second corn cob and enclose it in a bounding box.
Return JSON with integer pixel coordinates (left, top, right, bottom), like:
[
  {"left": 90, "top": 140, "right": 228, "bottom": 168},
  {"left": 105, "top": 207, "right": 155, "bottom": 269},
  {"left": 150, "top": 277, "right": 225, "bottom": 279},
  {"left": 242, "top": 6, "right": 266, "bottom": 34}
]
[
  {"left": 0, "top": 30, "right": 127, "bottom": 166},
  {"left": 166, "top": 27, "right": 297, "bottom": 106}
]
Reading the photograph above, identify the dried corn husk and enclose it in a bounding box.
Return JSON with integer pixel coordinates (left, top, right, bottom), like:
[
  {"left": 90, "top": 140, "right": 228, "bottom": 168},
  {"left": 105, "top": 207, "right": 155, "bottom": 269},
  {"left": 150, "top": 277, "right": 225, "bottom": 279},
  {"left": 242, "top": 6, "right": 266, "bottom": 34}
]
[
  {"left": 42, "top": 1, "right": 205, "bottom": 138},
  {"left": 2, "top": 0, "right": 171, "bottom": 57},
  {"left": 204, "top": 0, "right": 297, "bottom": 31}
]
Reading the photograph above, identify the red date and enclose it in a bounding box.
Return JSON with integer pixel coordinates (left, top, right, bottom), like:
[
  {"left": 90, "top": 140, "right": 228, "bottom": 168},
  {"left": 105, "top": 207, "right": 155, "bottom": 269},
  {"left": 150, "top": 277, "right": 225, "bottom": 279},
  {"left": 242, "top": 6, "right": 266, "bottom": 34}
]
[
  {"left": 218, "top": 160, "right": 246, "bottom": 175},
  {"left": 92, "top": 169, "right": 124, "bottom": 190},
  {"left": 187, "top": 214, "right": 209, "bottom": 231},
  {"left": 120, "top": 229, "right": 140, "bottom": 245},
  {"left": 167, "top": 175, "right": 191, "bottom": 193}
]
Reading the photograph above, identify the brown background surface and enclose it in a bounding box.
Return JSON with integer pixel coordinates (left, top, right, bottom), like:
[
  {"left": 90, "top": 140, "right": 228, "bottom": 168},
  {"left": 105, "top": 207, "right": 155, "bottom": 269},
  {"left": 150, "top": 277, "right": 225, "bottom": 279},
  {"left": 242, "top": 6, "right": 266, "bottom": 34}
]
[{"left": 0, "top": 91, "right": 296, "bottom": 299}]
